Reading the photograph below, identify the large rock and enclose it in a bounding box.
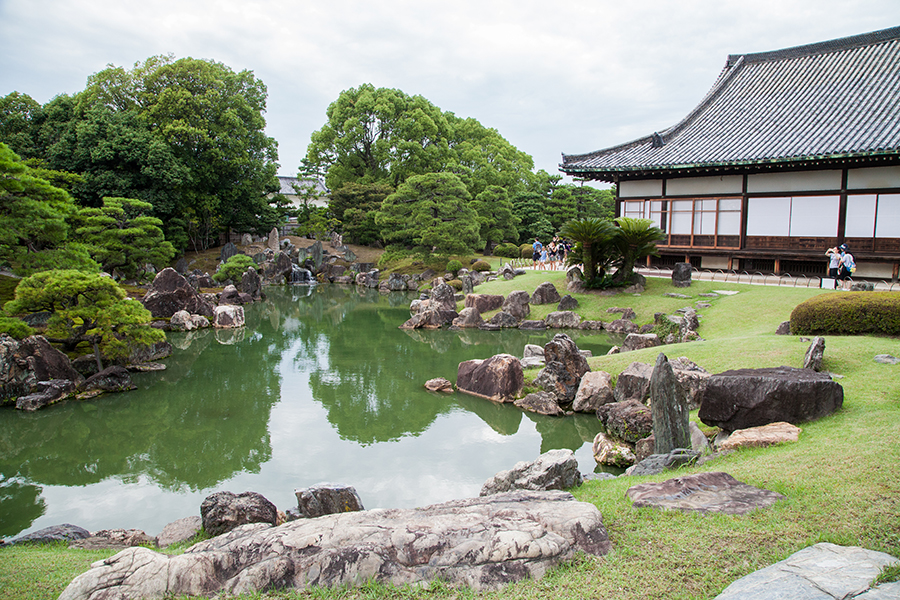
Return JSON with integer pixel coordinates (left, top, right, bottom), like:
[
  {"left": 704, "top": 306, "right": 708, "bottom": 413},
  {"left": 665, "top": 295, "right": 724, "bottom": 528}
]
[
  {"left": 671, "top": 262, "right": 692, "bottom": 287},
  {"left": 142, "top": 268, "right": 215, "bottom": 319},
  {"left": 213, "top": 305, "right": 245, "bottom": 328},
  {"left": 649, "top": 353, "right": 690, "bottom": 455},
  {"left": 625, "top": 448, "right": 700, "bottom": 476},
  {"left": 488, "top": 311, "right": 519, "bottom": 328},
  {"left": 621, "top": 333, "right": 660, "bottom": 352},
  {"left": 514, "top": 391, "right": 566, "bottom": 416},
  {"left": 530, "top": 282, "right": 561, "bottom": 305},
  {"left": 1, "top": 334, "right": 83, "bottom": 405},
  {"left": 480, "top": 449, "right": 582, "bottom": 495},
  {"left": 430, "top": 282, "right": 457, "bottom": 311},
  {"left": 200, "top": 491, "right": 278, "bottom": 537},
  {"left": 295, "top": 483, "right": 364, "bottom": 518},
  {"left": 699, "top": 367, "right": 844, "bottom": 432},
  {"left": 713, "top": 542, "right": 900, "bottom": 600},
  {"left": 451, "top": 307, "right": 484, "bottom": 328},
  {"left": 717, "top": 421, "right": 801, "bottom": 451},
  {"left": 7, "top": 523, "right": 90, "bottom": 545},
  {"left": 557, "top": 295, "right": 579, "bottom": 311},
  {"left": 572, "top": 370, "right": 615, "bottom": 413},
  {"left": 534, "top": 334, "right": 590, "bottom": 405},
  {"left": 591, "top": 431, "right": 637, "bottom": 467},
  {"left": 69, "top": 529, "right": 156, "bottom": 551},
  {"left": 597, "top": 399, "right": 653, "bottom": 444},
  {"left": 501, "top": 290, "right": 531, "bottom": 320},
  {"left": 804, "top": 336, "right": 826, "bottom": 371},
  {"left": 613, "top": 361, "right": 654, "bottom": 403},
  {"left": 456, "top": 354, "right": 524, "bottom": 402},
  {"left": 80, "top": 366, "right": 136, "bottom": 395},
  {"left": 266, "top": 226, "right": 279, "bottom": 251},
  {"left": 545, "top": 311, "right": 581, "bottom": 329},
  {"left": 16, "top": 378, "right": 76, "bottom": 411},
  {"left": 157, "top": 516, "right": 202, "bottom": 548},
  {"left": 59, "top": 491, "right": 609, "bottom": 598},
  {"left": 626, "top": 472, "right": 785, "bottom": 514},
  {"left": 605, "top": 318, "right": 639, "bottom": 335},
  {"left": 239, "top": 267, "right": 263, "bottom": 301},
  {"left": 400, "top": 309, "right": 457, "bottom": 330},
  {"left": 464, "top": 294, "right": 504, "bottom": 314}
]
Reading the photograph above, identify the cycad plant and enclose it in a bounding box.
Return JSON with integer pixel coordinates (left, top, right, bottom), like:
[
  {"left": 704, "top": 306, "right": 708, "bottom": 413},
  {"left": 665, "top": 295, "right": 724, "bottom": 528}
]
[
  {"left": 611, "top": 217, "right": 665, "bottom": 284},
  {"left": 559, "top": 218, "right": 617, "bottom": 287}
]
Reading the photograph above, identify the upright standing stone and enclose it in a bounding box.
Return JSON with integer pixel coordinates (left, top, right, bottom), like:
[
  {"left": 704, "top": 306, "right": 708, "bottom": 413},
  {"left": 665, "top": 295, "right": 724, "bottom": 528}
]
[
  {"left": 266, "top": 227, "right": 279, "bottom": 251},
  {"left": 649, "top": 353, "right": 690, "bottom": 454},
  {"left": 803, "top": 336, "right": 825, "bottom": 371},
  {"left": 672, "top": 262, "right": 692, "bottom": 288}
]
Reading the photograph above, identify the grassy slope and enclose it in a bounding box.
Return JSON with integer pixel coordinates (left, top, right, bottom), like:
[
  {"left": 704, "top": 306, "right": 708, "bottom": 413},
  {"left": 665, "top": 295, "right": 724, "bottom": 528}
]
[{"left": 2, "top": 273, "right": 898, "bottom": 600}]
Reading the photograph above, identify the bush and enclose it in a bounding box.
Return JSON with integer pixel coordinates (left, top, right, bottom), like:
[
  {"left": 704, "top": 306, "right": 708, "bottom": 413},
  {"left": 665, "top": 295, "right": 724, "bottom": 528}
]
[
  {"left": 0, "top": 315, "right": 34, "bottom": 339},
  {"left": 520, "top": 244, "right": 533, "bottom": 259},
  {"left": 494, "top": 243, "right": 520, "bottom": 258},
  {"left": 213, "top": 254, "right": 256, "bottom": 283},
  {"left": 446, "top": 259, "right": 463, "bottom": 276},
  {"left": 447, "top": 279, "right": 463, "bottom": 291},
  {"left": 790, "top": 292, "right": 900, "bottom": 335},
  {"left": 472, "top": 260, "right": 491, "bottom": 272}
]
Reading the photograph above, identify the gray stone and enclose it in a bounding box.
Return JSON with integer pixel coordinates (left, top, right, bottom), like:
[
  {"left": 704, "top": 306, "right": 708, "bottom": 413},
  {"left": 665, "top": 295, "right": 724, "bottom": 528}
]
[
  {"left": 514, "top": 391, "right": 565, "bottom": 416},
  {"left": 605, "top": 318, "right": 639, "bottom": 334},
  {"left": 776, "top": 320, "right": 792, "bottom": 335},
  {"left": 874, "top": 354, "right": 900, "bottom": 365},
  {"left": 649, "top": 353, "right": 690, "bottom": 455},
  {"left": 501, "top": 290, "right": 531, "bottom": 319},
  {"left": 572, "top": 371, "right": 615, "bottom": 413},
  {"left": 664, "top": 292, "right": 691, "bottom": 299},
  {"left": 804, "top": 336, "right": 826, "bottom": 371},
  {"left": 488, "top": 311, "right": 520, "bottom": 328},
  {"left": 266, "top": 227, "right": 279, "bottom": 251},
  {"left": 672, "top": 262, "right": 692, "bottom": 287},
  {"left": 464, "top": 294, "right": 504, "bottom": 314},
  {"left": 79, "top": 366, "right": 136, "bottom": 395},
  {"left": 480, "top": 449, "right": 582, "bottom": 495},
  {"left": 424, "top": 377, "right": 454, "bottom": 392},
  {"left": 8, "top": 523, "right": 90, "bottom": 545},
  {"left": 531, "top": 281, "right": 561, "bottom": 305},
  {"left": 295, "top": 483, "right": 364, "bottom": 518},
  {"left": 16, "top": 378, "right": 76, "bottom": 411},
  {"left": 625, "top": 448, "right": 699, "bottom": 476},
  {"left": 606, "top": 306, "right": 636, "bottom": 320},
  {"left": 213, "top": 305, "right": 245, "bottom": 328},
  {"left": 591, "top": 431, "right": 637, "bottom": 467},
  {"left": 200, "top": 491, "right": 278, "bottom": 537},
  {"left": 69, "top": 529, "right": 156, "bottom": 551},
  {"left": 157, "top": 516, "right": 202, "bottom": 548},
  {"left": 699, "top": 367, "right": 844, "bottom": 432},
  {"left": 519, "top": 320, "right": 547, "bottom": 330},
  {"left": 451, "top": 307, "right": 484, "bottom": 328},
  {"left": 597, "top": 399, "right": 653, "bottom": 444},
  {"left": 239, "top": 267, "right": 262, "bottom": 301},
  {"left": 713, "top": 542, "right": 900, "bottom": 600},
  {"left": 614, "top": 361, "right": 654, "bottom": 403},
  {"left": 220, "top": 242, "right": 239, "bottom": 262},
  {"left": 457, "top": 354, "right": 524, "bottom": 402},
  {"left": 850, "top": 281, "right": 876, "bottom": 292},
  {"left": 557, "top": 294, "right": 579, "bottom": 311},
  {"left": 58, "top": 491, "right": 609, "bottom": 598},
  {"left": 545, "top": 311, "right": 582, "bottom": 328},
  {"left": 142, "top": 268, "right": 215, "bottom": 319},
  {"left": 626, "top": 471, "right": 785, "bottom": 514},
  {"left": 523, "top": 344, "right": 544, "bottom": 359},
  {"left": 621, "top": 333, "right": 660, "bottom": 352}
]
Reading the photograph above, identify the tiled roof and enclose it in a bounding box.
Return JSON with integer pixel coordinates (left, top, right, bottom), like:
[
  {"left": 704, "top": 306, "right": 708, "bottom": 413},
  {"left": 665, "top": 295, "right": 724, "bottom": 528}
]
[
  {"left": 277, "top": 176, "right": 327, "bottom": 195},
  {"left": 561, "top": 26, "right": 900, "bottom": 181}
]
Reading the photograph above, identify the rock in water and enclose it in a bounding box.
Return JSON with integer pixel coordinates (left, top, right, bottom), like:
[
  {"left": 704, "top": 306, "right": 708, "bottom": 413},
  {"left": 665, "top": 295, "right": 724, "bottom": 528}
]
[
  {"left": 649, "top": 353, "right": 690, "bottom": 454},
  {"left": 59, "top": 491, "right": 610, "bottom": 598},
  {"left": 480, "top": 449, "right": 582, "bottom": 495}
]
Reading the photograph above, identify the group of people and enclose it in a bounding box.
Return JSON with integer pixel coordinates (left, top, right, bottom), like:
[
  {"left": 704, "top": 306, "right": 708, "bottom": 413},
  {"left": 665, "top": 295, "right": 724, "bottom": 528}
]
[
  {"left": 825, "top": 243, "right": 856, "bottom": 290},
  {"left": 531, "top": 237, "right": 572, "bottom": 270}
]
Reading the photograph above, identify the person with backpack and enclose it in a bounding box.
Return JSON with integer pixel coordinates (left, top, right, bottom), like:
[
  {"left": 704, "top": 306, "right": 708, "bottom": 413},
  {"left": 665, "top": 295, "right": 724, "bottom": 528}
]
[
  {"left": 838, "top": 244, "right": 856, "bottom": 290},
  {"left": 825, "top": 245, "right": 841, "bottom": 288}
]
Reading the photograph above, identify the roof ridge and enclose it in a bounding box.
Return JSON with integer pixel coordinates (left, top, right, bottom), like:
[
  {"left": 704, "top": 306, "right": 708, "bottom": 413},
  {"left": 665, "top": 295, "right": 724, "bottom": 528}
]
[{"left": 727, "top": 25, "right": 900, "bottom": 67}]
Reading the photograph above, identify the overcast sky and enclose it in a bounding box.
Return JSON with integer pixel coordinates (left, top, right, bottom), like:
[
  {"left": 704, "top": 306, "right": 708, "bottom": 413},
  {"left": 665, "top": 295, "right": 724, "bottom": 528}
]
[{"left": 2, "top": 1, "right": 898, "bottom": 185}]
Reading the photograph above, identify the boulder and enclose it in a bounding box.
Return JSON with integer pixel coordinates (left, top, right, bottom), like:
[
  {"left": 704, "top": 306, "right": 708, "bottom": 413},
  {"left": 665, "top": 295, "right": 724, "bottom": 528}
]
[
  {"left": 58, "top": 491, "right": 609, "bottom": 598},
  {"left": 605, "top": 319, "right": 639, "bottom": 335},
  {"left": 480, "top": 449, "right": 582, "bottom": 495},
  {"left": 200, "top": 491, "right": 278, "bottom": 537},
  {"left": 295, "top": 483, "right": 365, "bottom": 518},
  {"left": 523, "top": 344, "right": 544, "bottom": 359},
  {"left": 534, "top": 334, "right": 590, "bottom": 404},
  {"left": 557, "top": 295, "right": 579, "bottom": 311},
  {"left": 464, "top": 293, "right": 504, "bottom": 314},
  {"left": 625, "top": 448, "right": 700, "bottom": 476},
  {"left": 239, "top": 267, "right": 263, "bottom": 301},
  {"left": 169, "top": 310, "right": 195, "bottom": 331},
  {"left": 1, "top": 334, "right": 83, "bottom": 405},
  {"left": 597, "top": 399, "right": 653, "bottom": 444},
  {"left": 621, "top": 333, "right": 660, "bottom": 352},
  {"left": 218, "top": 284, "right": 244, "bottom": 305},
  {"left": 591, "top": 431, "right": 637, "bottom": 467},
  {"left": 545, "top": 311, "right": 581, "bottom": 328},
  {"left": 803, "top": 336, "right": 825, "bottom": 371},
  {"left": 501, "top": 290, "right": 531, "bottom": 320},
  {"left": 633, "top": 422, "right": 711, "bottom": 462},
  {"left": 424, "top": 377, "right": 454, "bottom": 392},
  {"left": 775, "top": 320, "right": 791, "bottom": 335},
  {"left": 519, "top": 320, "right": 546, "bottom": 330},
  {"left": 626, "top": 472, "right": 785, "bottom": 514},
  {"left": 488, "top": 311, "right": 519, "bottom": 328},
  {"left": 544, "top": 333, "right": 589, "bottom": 379},
  {"left": 142, "top": 268, "right": 215, "bottom": 319},
  {"left": 69, "top": 529, "right": 156, "bottom": 551},
  {"left": 355, "top": 270, "right": 380, "bottom": 288},
  {"left": 451, "top": 307, "right": 484, "bottom": 328},
  {"left": 606, "top": 307, "right": 636, "bottom": 320},
  {"left": 698, "top": 367, "right": 843, "bottom": 432},
  {"left": 456, "top": 354, "right": 524, "bottom": 402},
  {"left": 671, "top": 262, "right": 692, "bottom": 287},
  {"left": 875, "top": 354, "right": 900, "bottom": 364},
  {"left": 266, "top": 226, "right": 279, "bottom": 251},
  {"left": 572, "top": 370, "right": 615, "bottom": 413},
  {"left": 713, "top": 543, "right": 900, "bottom": 600},
  {"left": 613, "top": 361, "right": 654, "bottom": 403},
  {"left": 213, "top": 305, "right": 245, "bottom": 328},
  {"left": 16, "top": 378, "right": 76, "bottom": 411},
  {"left": 530, "top": 282, "right": 561, "bottom": 305},
  {"left": 7, "top": 523, "right": 90, "bottom": 546},
  {"left": 498, "top": 262, "right": 517, "bottom": 280},
  {"left": 430, "top": 282, "right": 457, "bottom": 311},
  {"left": 717, "top": 421, "right": 801, "bottom": 451},
  {"left": 385, "top": 273, "right": 410, "bottom": 292},
  {"left": 649, "top": 353, "right": 690, "bottom": 455},
  {"left": 157, "top": 516, "right": 202, "bottom": 548},
  {"left": 579, "top": 320, "right": 605, "bottom": 330},
  {"left": 79, "top": 366, "right": 136, "bottom": 395},
  {"left": 220, "top": 242, "right": 239, "bottom": 262},
  {"left": 514, "top": 391, "right": 565, "bottom": 416},
  {"left": 400, "top": 309, "right": 457, "bottom": 330}
]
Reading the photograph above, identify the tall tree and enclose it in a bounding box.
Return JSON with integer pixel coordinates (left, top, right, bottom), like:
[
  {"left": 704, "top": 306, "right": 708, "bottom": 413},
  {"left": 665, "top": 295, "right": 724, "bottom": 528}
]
[
  {"left": 470, "top": 185, "right": 520, "bottom": 252},
  {"left": 374, "top": 173, "right": 481, "bottom": 255},
  {"left": 0, "top": 92, "right": 42, "bottom": 159},
  {"left": 328, "top": 182, "right": 394, "bottom": 245},
  {"left": 512, "top": 191, "right": 554, "bottom": 243}
]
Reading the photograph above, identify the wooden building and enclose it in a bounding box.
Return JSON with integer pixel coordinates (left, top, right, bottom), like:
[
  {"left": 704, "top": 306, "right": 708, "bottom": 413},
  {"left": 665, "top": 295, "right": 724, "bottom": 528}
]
[{"left": 560, "top": 27, "right": 900, "bottom": 280}]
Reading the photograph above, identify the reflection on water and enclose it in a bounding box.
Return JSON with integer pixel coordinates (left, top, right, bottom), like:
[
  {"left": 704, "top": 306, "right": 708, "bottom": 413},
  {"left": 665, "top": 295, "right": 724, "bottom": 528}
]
[{"left": 0, "top": 285, "right": 613, "bottom": 540}]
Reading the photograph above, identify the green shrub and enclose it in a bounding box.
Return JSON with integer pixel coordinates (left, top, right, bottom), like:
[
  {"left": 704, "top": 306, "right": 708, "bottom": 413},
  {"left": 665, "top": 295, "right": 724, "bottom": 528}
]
[
  {"left": 0, "top": 315, "right": 34, "bottom": 339},
  {"left": 213, "top": 254, "right": 255, "bottom": 283},
  {"left": 494, "top": 243, "right": 520, "bottom": 258},
  {"left": 790, "top": 292, "right": 900, "bottom": 335},
  {"left": 520, "top": 244, "right": 533, "bottom": 258},
  {"left": 472, "top": 260, "right": 491, "bottom": 272},
  {"left": 446, "top": 259, "right": 463, "bottom": 276},
  {"left": 447, "top": 279, "right": 463, "bottom": 291}
]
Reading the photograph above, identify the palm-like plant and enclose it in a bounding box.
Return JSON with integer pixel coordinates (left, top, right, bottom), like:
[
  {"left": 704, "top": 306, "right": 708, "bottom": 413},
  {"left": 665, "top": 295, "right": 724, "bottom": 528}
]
[
  {"left": 559, "top": 218, "right": 617, "bottom": 285},
  {"left": 611, "top": 217, "right": 666, "bottom": 283}
]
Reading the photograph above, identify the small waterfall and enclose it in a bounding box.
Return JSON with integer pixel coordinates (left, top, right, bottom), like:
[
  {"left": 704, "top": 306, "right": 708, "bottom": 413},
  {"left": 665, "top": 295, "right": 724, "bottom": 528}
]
[{"left": 290, "top": 264, "right": 314, "bottom": 284}]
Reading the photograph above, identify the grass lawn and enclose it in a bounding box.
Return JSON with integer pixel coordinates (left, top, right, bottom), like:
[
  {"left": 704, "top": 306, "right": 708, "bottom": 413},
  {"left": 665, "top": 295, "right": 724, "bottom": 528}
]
[{"left": 2, "top": 273, "right": 898, "bottom": 600}]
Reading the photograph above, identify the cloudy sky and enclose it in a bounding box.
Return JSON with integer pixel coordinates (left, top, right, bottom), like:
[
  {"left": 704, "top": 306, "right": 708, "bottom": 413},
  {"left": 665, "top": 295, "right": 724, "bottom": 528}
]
[{"left": 2, "top": 1, "right": 898, "bottom": 184}]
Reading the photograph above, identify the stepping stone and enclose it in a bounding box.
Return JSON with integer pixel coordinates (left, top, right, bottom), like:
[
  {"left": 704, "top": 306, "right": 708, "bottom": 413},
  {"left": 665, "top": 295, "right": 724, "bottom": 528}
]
[{"left": 626, "top": 471, "right": 784, "bottom": 515}]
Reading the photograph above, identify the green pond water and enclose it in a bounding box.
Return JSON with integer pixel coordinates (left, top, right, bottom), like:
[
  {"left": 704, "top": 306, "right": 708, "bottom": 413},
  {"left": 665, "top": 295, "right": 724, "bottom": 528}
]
[{"left": 0, "top": 285, "right": 615, "bottom": 540}]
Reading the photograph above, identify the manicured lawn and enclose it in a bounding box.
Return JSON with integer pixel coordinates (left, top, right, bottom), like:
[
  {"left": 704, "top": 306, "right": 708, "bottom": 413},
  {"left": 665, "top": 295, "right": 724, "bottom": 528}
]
[{"left": 3, "top": 273, "right": 898, "bottom": 600}]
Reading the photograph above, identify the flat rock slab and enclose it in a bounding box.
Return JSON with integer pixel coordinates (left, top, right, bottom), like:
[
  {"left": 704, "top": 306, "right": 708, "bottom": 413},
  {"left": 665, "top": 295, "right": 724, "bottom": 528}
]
[
  {"left": 713, "top": 542, "right": 900, "bottom": 599},
  {"left": 626, "top": 472, "right": 785, "bottom": 515},
  {"left": 59, "top": 491, "right": 610, "bottom": 599}
]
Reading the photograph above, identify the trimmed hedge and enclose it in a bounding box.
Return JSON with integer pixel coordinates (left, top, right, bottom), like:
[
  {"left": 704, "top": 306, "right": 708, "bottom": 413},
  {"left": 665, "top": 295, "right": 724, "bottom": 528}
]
[
  {"left": 520, "top": 244, "right": 533, "bottom": 259},
  {"left": 493, "top": 243, "right": 520, "bottom": 258},
  {"left": 790, "top": 292, "right": 900, "bottom": 335},
  {"left": 472, "top": 260, "right": 491, "bottom": 272}
]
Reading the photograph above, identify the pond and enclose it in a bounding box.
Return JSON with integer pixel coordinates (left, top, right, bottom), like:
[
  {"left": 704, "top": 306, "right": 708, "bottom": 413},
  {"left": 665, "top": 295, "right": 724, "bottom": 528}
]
[{"left": 0, "top": 285, "right": 616, "bottom": 540}]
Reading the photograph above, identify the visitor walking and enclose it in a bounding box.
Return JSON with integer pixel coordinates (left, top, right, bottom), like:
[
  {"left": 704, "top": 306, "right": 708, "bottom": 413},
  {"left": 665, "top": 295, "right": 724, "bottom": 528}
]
[
  {"left": 825, "top": 245, "right": 841, "bottom": 289},
  {"left": 531, "top": 238, "right": 543, "bottom": 269},
  {"left": 837, "top": 244, "right": 855, "bottom": 290}
]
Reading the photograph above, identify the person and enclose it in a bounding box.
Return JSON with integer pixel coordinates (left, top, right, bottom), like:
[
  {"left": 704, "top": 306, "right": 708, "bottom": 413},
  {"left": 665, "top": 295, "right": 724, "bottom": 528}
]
[
  {"left": 837, "top": 244, "right": 855, "bottom": 290},
  {"left": 547, "top": 239, "right": 558, "bottom": 270},
  {"left": 539, "top": 247, "right": 549, "bottom": 270},
  {"left": 825, "top": 245, "right": 841, "bottom": 288},
  {"left": 531, "top": 238, "right": 543, "bottom": 269}
]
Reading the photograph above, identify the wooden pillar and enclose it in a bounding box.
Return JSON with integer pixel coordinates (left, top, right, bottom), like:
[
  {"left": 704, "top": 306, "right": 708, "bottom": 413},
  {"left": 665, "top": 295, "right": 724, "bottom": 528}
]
[{"left": 774, "top": 258, "right": 781, "bottom": 275}]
